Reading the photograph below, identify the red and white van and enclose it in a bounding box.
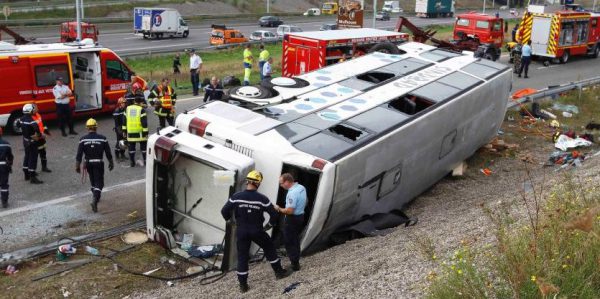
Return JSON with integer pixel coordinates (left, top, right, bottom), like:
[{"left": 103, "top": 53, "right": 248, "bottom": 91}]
[{"left": 0, "top": 40, "right": 133, "bottom": 133}]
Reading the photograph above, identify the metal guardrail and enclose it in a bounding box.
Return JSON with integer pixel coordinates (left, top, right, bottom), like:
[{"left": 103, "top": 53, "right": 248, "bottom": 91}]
[
  {"left": 119, "top": 39, "right": 280, "bottom": 58},
  {"left": 509, "top": 75, "right": 600, "bottom": 108}
]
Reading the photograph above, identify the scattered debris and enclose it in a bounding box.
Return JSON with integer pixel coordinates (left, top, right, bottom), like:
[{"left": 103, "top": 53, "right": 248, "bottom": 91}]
[
  {"left": 60, "top": 287, "right": 71, "bottom": 298},
  {"left": 166, "top": 281, "right": 175, "bottom": 287},
  {"left": 562, "top": 111, "right": 573, "bottom": 118},
  {"left": 480, "top": 168, "right": 493, "bottom": 176},
  {"left": 142, "top": 267, "right": 162, "bottom": 276},
  {"left": 540, "top": 109, "right": 557, "bottom": 119},
  {"left": 187, "top": 244, "right": 223, "bottom": 259},
  {"left": 186, "top": 265, "right": 206, "bottom": 275},
  {"left": 552, "top": 103, "right": 579, "bottom": 114},
  {"left": 482, "top": 139, "right": 519, "bottom": 154},
  {"left": 4, "top": 265, "right": 17, "bottom": 275},
  {"left": 451, "top": 162, "right": 467, "bottom": 177},
  {"left": 518, "top": 152, "right": 535, "bottom": 164},
  {"left": 56, "top": 245, "right": 77, "bottom": 261},
  {"left": 121, "top": 231, "right": 148, "bottom": 245},
  {"left": 282, "top": 282, "right": 302, "bottom": 294},
  {"left": 181, "top": 234, "right": 194, "bottom": 251},
  {"left": 585, "top": 122, "right": 600, "bottom": 130},
  {"left": 168, "top": 259, "right": 176, "bottom": 265},
  {"left": 85, "top": 246, "right": 100, "bottom": 256},
  {"left": 554, "top": 135, "right": 592, "bottom": 151},
  {"left": 127, "top": 210, "right": 138, "bottom": 219}
]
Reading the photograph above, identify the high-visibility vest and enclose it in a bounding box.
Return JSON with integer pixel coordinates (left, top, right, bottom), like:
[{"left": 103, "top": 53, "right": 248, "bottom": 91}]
[
  {"left": 159, "top": 86, "right": 173, "bottom": 109},
  {"left": 32, "top": 113, "right": 45, "bottom": 134},
  {"left": 125, "top": 105, "right": 147, "bottom": 141}
]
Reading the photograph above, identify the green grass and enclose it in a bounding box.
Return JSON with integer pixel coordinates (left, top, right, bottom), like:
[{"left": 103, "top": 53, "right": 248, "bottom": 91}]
[
  {"left": 427, "top": 88, "right": 600, "bottom": 299},
  {"left": 124, "top": 43, "right": 283, "bottom": 94}
]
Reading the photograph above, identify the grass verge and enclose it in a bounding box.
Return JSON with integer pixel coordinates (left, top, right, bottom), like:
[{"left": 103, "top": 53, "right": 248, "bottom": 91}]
[
  {"left": 426, "top": 88, "right": 600, "bottom": 299},
  {"left": 124, "top": 43, "right": 283, "bottom": 94}
]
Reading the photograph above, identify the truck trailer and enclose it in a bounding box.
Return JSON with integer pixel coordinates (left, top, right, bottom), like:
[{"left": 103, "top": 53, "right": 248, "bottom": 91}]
[
  {"left": 145, "top": 41, "right": 512, "bottom": 271},
  {"left": 382, "top": 1, "right": 402, "bottom": 13},
  {"left": 133, "top": 7, "right": 189, "bottom": 39},
  {"left": 415, "top": 0, "right": 455, "bottom": 18}
]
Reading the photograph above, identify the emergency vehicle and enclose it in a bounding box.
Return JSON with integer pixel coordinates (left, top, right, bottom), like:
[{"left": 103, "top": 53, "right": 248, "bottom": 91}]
[
  {"left": 0, "top": 40, "right": 133, "bottom": 133},
  {"left": 209, "top": 25, "right": 249, "bottom": 45},
  {"left": 145, "top": 42, "right": 512, "bottom": 270},
  {"left": 515, "top": 10, "right": 600, "bottom": 63},
  {"left": 60, "top": 22, "right": 98, "bottom": 43},
  {"left": 282, "top": 28, "right": 409, "bottom": 77}
]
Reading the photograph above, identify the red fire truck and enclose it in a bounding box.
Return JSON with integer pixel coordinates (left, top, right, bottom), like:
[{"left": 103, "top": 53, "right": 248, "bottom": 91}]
[
  {"left": 515, "top": 10, "right": 600, "bottom": 63},
  {"left": 0, "top": 40, "right": 133, "bottom": 133},
  {"left": 60, "top": 21, "right": 99, "bottom": 43},
  {"left": 282, "top": 28, "right": 408, "bottom": 77}
]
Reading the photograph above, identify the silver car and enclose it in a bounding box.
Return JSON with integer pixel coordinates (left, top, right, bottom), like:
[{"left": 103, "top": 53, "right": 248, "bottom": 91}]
[{"left": 250, "top": 30, "right": 278, "bottom": 41}]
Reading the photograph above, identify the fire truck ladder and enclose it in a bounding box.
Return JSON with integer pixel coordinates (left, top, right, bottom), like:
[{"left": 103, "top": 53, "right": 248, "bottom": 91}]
[{"left": 0, "top": 25, "right": 36, "bottom": 45}]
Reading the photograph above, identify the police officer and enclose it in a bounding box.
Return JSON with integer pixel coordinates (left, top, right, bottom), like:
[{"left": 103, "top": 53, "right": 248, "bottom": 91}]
[
  {"left": 76, "top": 118, "right": 114, "bottom": 213},
  {"left": 221, "top": 170, "right": 291, "bottom": 293},
  {"left": 0, "top": 127, "right": 13, "bottom": 208},
  {"left": 32, "top": 104, "right": 51, "bottom": 173},
  {"left": 276, "top": 173, "right": 306, "bottom": 271},
  {"left": 149, "top": 78, "right": 177, "bottom": 128},
  {"left": 20, "top": 104, "right": 43, "bottom": 184},
  {"left": 113, "top": 97, "right": 127, "bottom": 160},
  {"left": 122, "top": 95, "right": 149, "bottom": 167}
]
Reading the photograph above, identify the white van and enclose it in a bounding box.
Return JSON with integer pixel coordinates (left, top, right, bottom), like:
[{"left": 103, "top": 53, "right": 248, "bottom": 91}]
[
  {"left": 304, "top": 8, "right": 321, "bottom": 16},
  {"left": 277, "top": 25, "right": 302, "bottom": 37}
]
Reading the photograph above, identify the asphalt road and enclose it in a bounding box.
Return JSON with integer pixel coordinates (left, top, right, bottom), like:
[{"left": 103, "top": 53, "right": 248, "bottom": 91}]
[{"left": 15, "top": 11, "right": 522, "bottom": 55}]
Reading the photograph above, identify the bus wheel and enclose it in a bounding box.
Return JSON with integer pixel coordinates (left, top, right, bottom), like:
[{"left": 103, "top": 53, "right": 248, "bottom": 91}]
[
  {"left": 368, "top": 42, "right": 401, "bottom": 54},
  {"left": 229, "top": 86, "right": 273, "bottom": 99},
  {"left": 7, "top": 111, "right": 23, "bottom": 135},
  {"left": 559, "top": 50, "right": 569, "bottom": 64}
]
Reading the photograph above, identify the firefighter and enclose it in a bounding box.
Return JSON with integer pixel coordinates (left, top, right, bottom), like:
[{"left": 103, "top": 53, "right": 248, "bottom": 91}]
[
  {"left": 20, "top": 104, "right": 43, "bottom": 184},
  {"left": 113, "top": 97, "right": 127, "bottom": 160},
  {"left": 221, "top": 170, "right": 291, "bottom": 293},
  {"left": 0, "top": 127, "right": 13, "bottom": 208},
  {"left": 32, "top": 104, "right": 52, "bottom": 173},
  {"left": 75, "top": 118, "right": 114, "bottom": 213},
  {"left": 122, "top": 95, "right": 149, "bottom": 167},
  {"left": 149, "top": 78, "right": 177, "bottom": 128}
]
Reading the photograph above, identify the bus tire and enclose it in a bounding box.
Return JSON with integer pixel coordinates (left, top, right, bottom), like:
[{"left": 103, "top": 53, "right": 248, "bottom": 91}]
[
  {"left": 261, "top": 77, "right": 309, "bottom": 89},
  {"left": 229, "top": 85, "right": 273, "bottom": 99},
  {"left": 368, "top": 42, "right": 401, "bottom": 54},
  {"left": 7, "top": 111, "right": 23, "bottom": 135}
]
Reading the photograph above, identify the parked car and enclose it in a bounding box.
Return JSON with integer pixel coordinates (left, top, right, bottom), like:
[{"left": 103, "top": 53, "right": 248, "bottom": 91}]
[
  {"left": 319, "top": 23, "right": 338, "bottom": 31},
  {"left": 304, "top": 8, "right": 321, "bottom": 16},
  {"left": 250, "top": 30, "right": 278, "bottom": 41},
  {"left": 276, "top": 25, "right": 302, "bottom": 37},
  {"left": 375, "top": 10, "right": 391, "bottom": 21},
  {"left": 259, "top": 16, "right": 283, "bottom": 27}
]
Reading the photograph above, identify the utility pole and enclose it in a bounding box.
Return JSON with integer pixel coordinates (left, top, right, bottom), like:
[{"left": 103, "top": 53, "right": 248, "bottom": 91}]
[
  {"left": 373, "top": 0, "right": 377, "bottom": 28},
  {"left": 593, "top": 0, "right": 597, "bottom": 11},
  {"left": 483, "top": 0, "right": 487, "bottom": 14},
  {"left": 267, "top": 0, "right": 270, "bottom": 13},
  {"left": 76, "top": 0, "right": 81, "bottom": 41},
  {"left": 81, "top": 0, "right": 84, "bottom": 19}
]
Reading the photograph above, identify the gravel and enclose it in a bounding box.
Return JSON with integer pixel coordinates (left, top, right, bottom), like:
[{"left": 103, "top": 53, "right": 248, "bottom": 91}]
[{"left": 130, "top": 134, "right": 600, "bottom": 298}]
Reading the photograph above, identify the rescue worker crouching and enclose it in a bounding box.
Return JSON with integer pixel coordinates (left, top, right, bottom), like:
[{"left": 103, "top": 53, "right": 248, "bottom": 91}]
[
  {"left": 32, "top": 104, "right": 52, "bottom": 173},
  {"left": 76, "top": 118, "right": 114, "bottom": 213},
  {"left": 221, "top": 170, "right": 291, "bottom": 293},
  {"left": 122, "top": 95, "right": 149, "bottom": 167},
  {"left": 113, "top": 97, "right": 127, "bottom": 161},
  {"left": 0, "top": 127, "right": 14, "bottom": 208},
  {"left": 149, "top": 78, "right": 177, "bottom": 128},
  {"left": 20, "top": 104, "right": 43, "bottom": 184}
]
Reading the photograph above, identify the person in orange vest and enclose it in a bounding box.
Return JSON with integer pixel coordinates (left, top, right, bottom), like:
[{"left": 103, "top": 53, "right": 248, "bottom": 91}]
[
  {"left": 149, "top": 78, "right": 177, "bottom": 128},
  {"left": 32, "top": 104, "right": 52, "bottom": 173}
]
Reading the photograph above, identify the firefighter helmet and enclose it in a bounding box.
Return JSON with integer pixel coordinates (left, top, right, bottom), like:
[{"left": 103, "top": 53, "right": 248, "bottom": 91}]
[
  {"left": 22, "top": 104, "right": 34, "bottom": 114},
  {"left": 86, "top": 118, "right": 98, "bottom": 128},
  {"left": 246, "top": 170, "right": 263, "bottom": 184}
]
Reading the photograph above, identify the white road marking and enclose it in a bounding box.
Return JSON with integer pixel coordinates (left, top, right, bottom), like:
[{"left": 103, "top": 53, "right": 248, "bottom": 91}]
[
  {"left": 537, "top": 65, "right": 560, "bottom": 70},
  {"left": 0, "top": 179, "right": 145, "bottom": 218}
]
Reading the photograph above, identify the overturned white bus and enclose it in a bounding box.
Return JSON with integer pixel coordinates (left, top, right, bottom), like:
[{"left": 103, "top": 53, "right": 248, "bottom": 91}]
[{"left": 145, "top": 42, "right": 512, "bottom": 270}]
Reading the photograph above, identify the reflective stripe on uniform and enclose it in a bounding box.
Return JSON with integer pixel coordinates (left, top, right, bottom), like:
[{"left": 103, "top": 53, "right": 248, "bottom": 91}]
[
  {"left": 236, "top": 271, "right": 248, "bottom": 275},
  {"left": 0, "top": 161, "right": 7, "bottom": 165},
  {"left": 87, "top": 159, "right": 103, "bottom": 163},
  {"left": 227, "top": 198, "right": 271, "bottom": 207},
  {"left": 269, "top": 258, "right": 280, "bottom": 264}
]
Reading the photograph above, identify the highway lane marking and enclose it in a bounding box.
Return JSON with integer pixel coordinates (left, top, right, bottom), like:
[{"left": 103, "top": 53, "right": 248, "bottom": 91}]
[
  {"left": 537, "top": 65, "right": 560, "bottom": 70},
  {"left": 114, "top": 43, "right": 196, "bottom": 51},
  {"left": 0, "top": 179, "right": 145, "bottom": 218}
]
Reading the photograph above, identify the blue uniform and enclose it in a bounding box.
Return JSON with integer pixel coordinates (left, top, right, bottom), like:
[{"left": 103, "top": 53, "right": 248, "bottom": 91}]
[
  {"left": 283, "top": 183, "right": 306, "bottom": 267},
  {"left": 0, "top": 138, "right": 13, "bottom": 208},
  {"left": 76, "top": 132, "right": 113, "bottom": 202},
  {"left": 20, "top": 114, "right": 41, "bottom": 181},
  {"left": 519, "top": 44, "right": 532, "bottom": 78},
  {"left": 221, "top": 189, "right": 285, "bottom": 286}
]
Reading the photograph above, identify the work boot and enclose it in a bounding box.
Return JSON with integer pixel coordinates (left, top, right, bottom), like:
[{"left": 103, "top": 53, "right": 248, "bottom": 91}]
[
  {"left": 274, "top": 267, "right": 292, "bottom": 279},
  {"left": 69, "top": 129, "right": 78, "bottom": 135},
  {"left": 24, "top": 171, "right": 30, "bottom": 181},
  {"left": 130, "top": 161, "right": 136, "bottom": 167},
  {"left": 30, "top": 175, "right": 43, "bottom": 184},
  {"left": 1, "top": 199, "right": 8, "bottom": 209},
  {"left": 41, "top": 160, "right": 52, "bottom": 173},
  {"left": 239, "top": 283, "right": 249, "bottom": 293},
  {"left": 91, "top": 197, "right": 99, "bottom": 213},
  {"left": 61, "top": 130, "right": 68, "bottom": 137},
  {"left": 291, "top": 262, "right": 301, "bottom": 272}
]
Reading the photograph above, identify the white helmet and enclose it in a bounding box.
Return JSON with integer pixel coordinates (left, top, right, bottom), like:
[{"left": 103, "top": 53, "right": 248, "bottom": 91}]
[{"left": 23, "top": 103, "right": 34, "bottom": 114}]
